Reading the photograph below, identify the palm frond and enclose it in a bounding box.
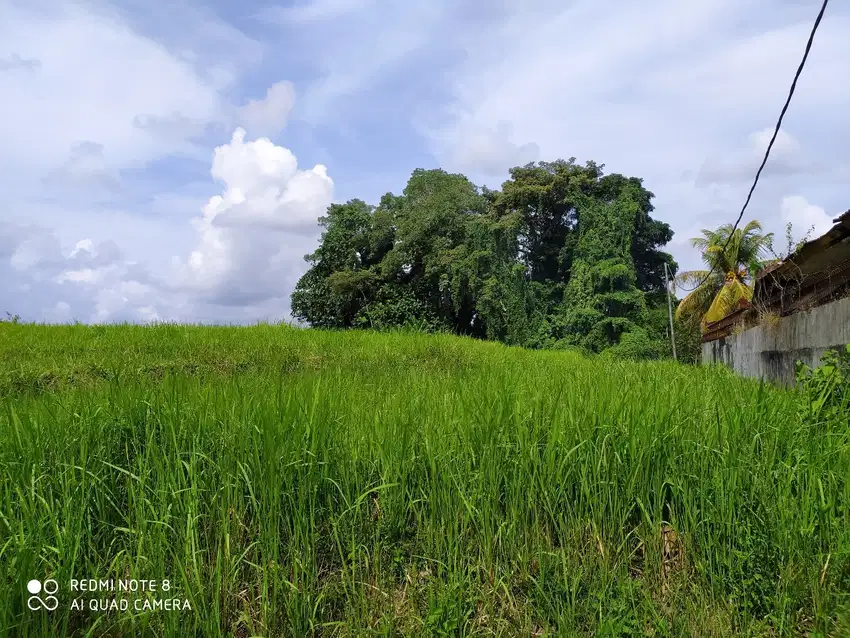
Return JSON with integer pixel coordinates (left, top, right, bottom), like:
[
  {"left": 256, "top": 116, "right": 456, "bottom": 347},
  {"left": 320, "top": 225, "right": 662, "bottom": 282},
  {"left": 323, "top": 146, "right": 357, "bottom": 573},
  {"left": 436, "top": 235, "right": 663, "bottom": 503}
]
[
  {"left": 675, "top": 283, "right": 715, "bottom": 321},
  {"left": 703, "top": 278, "right": 752, "bottom": 324},
  {"left": 675, "top": 270, "right": 711, "bottom": 286}
]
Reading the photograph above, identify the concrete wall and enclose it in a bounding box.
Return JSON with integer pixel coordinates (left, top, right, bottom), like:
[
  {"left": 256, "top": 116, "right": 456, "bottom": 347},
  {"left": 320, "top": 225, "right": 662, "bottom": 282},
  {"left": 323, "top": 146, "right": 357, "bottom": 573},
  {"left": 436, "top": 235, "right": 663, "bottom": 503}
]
[{"left": 701, "top": 295, "right": 850, "bottom": 386}]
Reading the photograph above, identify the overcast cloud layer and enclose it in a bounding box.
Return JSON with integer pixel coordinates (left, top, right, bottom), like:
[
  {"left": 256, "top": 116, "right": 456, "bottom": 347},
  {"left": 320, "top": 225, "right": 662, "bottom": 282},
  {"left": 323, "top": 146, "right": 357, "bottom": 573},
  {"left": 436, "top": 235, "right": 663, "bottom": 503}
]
[{"left": 1, "top": 0, "right": 848, "bottom": 323}]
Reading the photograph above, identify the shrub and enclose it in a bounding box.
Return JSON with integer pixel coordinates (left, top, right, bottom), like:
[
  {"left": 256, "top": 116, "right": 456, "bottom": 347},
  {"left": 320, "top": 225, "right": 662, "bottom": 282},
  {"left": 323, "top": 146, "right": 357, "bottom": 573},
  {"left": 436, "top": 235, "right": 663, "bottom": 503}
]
[
  {"left": 600, "top": 328, "right": 664, "bottom": 361},
  {"left": 796, "top": 344, "right": 850, "bottom": 423}
]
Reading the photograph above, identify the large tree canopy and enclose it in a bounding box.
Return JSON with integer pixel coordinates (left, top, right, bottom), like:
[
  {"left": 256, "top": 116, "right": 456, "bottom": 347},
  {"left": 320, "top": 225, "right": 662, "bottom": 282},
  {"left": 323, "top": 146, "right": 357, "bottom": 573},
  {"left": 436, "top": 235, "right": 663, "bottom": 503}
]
[{"left": 291, "top": 160, "right": 677, "bottom": 358}]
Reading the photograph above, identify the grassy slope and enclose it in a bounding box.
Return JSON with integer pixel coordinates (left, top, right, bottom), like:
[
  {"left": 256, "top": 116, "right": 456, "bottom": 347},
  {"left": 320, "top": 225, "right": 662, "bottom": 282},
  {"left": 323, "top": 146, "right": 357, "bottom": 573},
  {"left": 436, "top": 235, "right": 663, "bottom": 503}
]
[{"left": 1, "top": 323, "right": 849, "bottom": 637}]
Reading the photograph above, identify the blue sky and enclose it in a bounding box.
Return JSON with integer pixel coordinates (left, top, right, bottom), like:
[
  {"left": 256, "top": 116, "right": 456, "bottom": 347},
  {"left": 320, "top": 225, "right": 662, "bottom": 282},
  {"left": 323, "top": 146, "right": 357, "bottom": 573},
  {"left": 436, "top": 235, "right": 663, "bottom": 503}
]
[{"left": 1, "top": 0, "right": 848, "bottom": 323}]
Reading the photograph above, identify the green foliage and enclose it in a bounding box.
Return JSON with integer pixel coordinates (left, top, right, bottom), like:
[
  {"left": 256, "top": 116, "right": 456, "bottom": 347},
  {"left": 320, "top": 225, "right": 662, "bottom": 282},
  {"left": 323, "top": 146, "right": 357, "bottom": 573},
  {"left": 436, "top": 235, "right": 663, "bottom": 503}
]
[
  {"left": 352, "top": 285, "right": 445, "bottom": 332},
  {"left": 291, "top": 199, "right": 384, "bottom": 328},
  {"left": 556, "top": 183, "right": 649, "bottom": 352},
  {"left": 796, "top": 344, "right": 850, "bottom": 423},
  {"left": 769, "top": 221, "right": 816, "bottom": 262},
  {"left": 600, "top": 327, "right": 664, "bottom": 361},
  {"left": 674, "top": 314, "right": 704, "bottom": 365},
  {"left": 293, "top": 160, "right": 676, "bottom": 360}
]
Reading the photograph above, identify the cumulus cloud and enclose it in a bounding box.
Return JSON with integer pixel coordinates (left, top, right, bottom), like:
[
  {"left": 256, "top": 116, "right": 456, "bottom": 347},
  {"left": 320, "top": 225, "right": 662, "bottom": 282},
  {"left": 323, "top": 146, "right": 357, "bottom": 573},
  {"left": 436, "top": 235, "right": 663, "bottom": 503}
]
[
  {"left": 172, "top": 128, "right": 333, "bottom": 307},
  {"left": 0, "top": 223, "right": 161, "bottom": 323},
  {"left": 236, "top": 81, "right": 296, "bottom": 137},
  {"left": 2, "top": 125, "right": 335, "bottom": 322},
  {"left": 0, "top": 1, "right": 285, "bottom": 323},
  {"left": 778, "top": 195, "right": 835, "bottom": 239},
  {"left": 55, "top": 238, "right": 124, "bottom": 285},
  {"left": 205, "top": 128, "right": 333, "bottom": 232}
]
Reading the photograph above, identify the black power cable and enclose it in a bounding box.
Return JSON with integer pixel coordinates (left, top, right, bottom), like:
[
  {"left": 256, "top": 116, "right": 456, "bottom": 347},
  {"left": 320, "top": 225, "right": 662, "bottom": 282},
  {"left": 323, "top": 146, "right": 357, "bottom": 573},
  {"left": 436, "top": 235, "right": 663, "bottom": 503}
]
[{"left": 675, "top": 0, "right": 830, "bottom": 294}]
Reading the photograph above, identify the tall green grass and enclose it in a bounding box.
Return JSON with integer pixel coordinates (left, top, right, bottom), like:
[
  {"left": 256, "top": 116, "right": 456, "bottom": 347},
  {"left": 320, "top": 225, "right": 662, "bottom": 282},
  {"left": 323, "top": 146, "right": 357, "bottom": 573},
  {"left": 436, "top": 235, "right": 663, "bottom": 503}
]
[{"left": 1, "top": 323, "right": 849, "bottom": 636}]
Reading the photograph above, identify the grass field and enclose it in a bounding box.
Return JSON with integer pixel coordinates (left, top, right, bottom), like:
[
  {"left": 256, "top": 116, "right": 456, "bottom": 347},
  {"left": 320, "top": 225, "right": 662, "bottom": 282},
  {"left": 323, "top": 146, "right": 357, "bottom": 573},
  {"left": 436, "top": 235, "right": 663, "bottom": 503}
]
[{"left": 1, "top": 323, "right": 849, "bottom": 637}]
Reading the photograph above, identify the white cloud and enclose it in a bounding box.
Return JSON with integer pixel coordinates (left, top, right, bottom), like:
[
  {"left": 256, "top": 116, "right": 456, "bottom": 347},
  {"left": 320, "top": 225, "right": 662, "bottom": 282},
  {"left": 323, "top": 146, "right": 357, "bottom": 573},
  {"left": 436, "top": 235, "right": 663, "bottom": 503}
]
[
  {"left": 90, "top": 281, "right": 160, "bottom": 323},
  {"left": 750, "top": 129, "right": 799, "bottom": 157},
  {"left": 2, "top": 125, "right": 335, "bottom": 321},
  {"left": 0, "top": 2, "right": 229, "bottom": 180},
  {"left": 53, "top": 237, "right": 127, "bottom": 286},
  {"left": 696, "top": 129, "right": 820, "bottom": 186},
  {"left": 173, "top": 128, "right": 334, "bottom": 306},
  {"left": 205, "top": 128, "right": 333, "bottom": 231},
  {"left": 131, "top": 112, "right": 210, "bottom": 141},
  {"left": 1, "top": 222, "right": 161, "bottom": 323},
  {"left": 57, "top": 269, "right": 100, "bottom": 285},
  {"left": 9, "top": 226, "right": 63, "bottom": 272},
  {"left": 779, "top": 195, "right": 835, "bottom": 239},
  {"left": 70, "top": 239, "right": 95, "bottom": 258},
  {"left": 237, "top": 81, "right": 296, "bottom": 137}
]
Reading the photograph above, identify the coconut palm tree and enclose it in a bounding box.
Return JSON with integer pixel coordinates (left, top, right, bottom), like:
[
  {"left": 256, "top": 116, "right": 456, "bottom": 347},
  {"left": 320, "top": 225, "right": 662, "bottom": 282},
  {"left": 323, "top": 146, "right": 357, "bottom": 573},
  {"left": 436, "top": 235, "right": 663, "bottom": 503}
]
[{"left": 675, "top": 220, "right": 774, "bottom": 328}]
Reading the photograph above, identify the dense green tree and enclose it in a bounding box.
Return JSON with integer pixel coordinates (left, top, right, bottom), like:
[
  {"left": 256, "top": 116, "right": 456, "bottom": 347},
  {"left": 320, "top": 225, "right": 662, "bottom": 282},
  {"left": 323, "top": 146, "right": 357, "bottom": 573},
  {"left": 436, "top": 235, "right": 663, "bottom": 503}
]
[
  {"left": 292, "top": 160, "right": 678, "bottom": 359},
  {"left": 291, "top": 199, "right": 384, "bottom": 328},
  {"left": 493, "top": 161, "right": 675, "bottom": 291},
  {"left": 493, "top": 160, "right": 588, "bottom": 285},
  {"left": 555, "top": 184, "right": 649, "bottom": 352},
  {"left": 293, "top": 170, "right": 497, "bottom": 334},
  {"left": 384, "top": 169, "right": 488, "bottom": 333}
]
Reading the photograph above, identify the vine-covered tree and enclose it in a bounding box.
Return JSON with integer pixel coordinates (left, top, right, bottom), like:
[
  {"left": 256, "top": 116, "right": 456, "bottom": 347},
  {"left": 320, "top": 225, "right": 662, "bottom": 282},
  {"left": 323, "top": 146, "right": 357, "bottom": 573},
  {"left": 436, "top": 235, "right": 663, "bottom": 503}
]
[
  {"left": 556, "top": 183, "right": 649, "bottom": 353},
  {"left": 292, "top": 160, "right": 677, "bottom": 358}
]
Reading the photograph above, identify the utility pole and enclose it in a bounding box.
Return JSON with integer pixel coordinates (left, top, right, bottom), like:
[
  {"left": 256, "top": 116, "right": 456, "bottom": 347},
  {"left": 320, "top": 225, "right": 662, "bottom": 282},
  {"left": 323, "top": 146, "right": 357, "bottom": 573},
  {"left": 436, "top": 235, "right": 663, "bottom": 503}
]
[{"left": 664, "top": 262, "right": 677, "bottom": 362}]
